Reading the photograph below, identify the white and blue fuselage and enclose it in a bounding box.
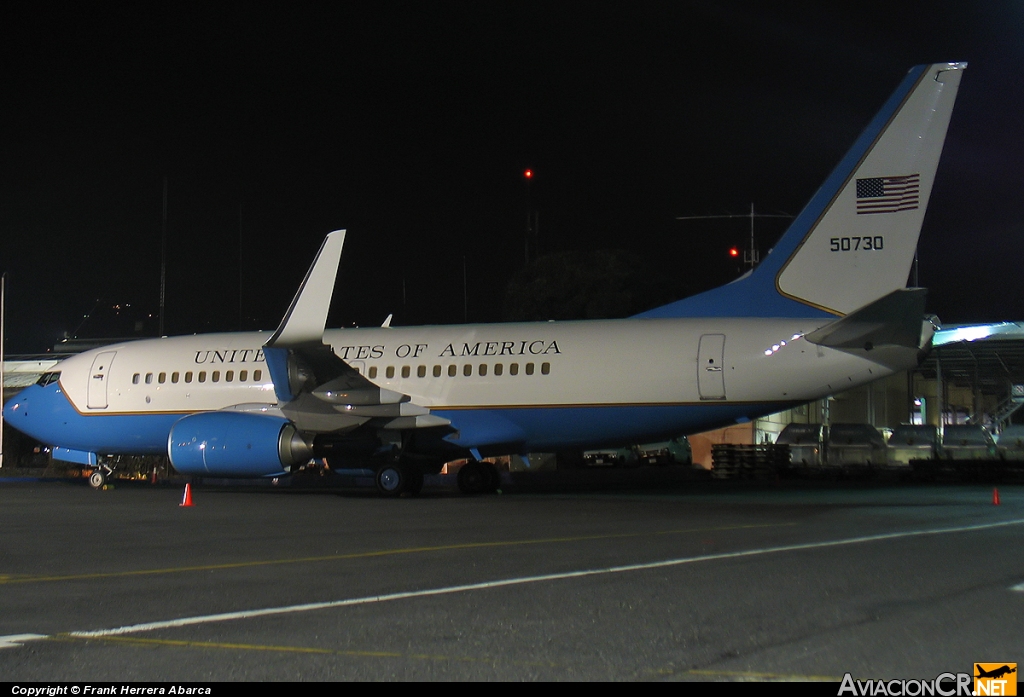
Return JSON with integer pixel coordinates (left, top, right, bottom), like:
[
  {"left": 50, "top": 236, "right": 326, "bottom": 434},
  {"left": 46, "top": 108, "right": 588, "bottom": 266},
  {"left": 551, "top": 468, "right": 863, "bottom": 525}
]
[{"left": 7, "top": 317, "right": 914, "bottom": 457}]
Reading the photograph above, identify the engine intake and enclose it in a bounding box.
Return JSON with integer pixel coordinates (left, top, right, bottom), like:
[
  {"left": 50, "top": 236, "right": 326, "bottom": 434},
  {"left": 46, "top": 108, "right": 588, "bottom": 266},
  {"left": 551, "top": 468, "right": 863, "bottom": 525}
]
[{"left": 168, "top": 411, "right": 312, "bottom": 477}]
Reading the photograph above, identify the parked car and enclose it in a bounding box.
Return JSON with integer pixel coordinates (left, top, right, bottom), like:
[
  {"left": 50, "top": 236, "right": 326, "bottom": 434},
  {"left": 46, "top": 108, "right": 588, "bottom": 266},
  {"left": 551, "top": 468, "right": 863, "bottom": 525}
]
[
  {"left": 637, "top": 437, "right": 692, "bottom": 466},
  {"left": 583, "top": 447, "right": 638, "bottom": 467}
]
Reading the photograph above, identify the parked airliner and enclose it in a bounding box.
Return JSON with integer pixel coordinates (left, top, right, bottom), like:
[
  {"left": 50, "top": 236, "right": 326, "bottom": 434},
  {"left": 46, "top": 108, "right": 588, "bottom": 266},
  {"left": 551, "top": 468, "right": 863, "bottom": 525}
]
[{"left": 4, "top": 63, "right": 966, "bottom": 496}]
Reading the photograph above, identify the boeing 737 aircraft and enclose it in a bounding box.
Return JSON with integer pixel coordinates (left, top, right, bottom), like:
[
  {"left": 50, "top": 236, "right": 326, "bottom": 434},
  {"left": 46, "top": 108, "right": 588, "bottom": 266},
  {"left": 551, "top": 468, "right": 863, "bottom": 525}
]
[{"left": 4, "top": 62, "right": 966, "bottom": 496}]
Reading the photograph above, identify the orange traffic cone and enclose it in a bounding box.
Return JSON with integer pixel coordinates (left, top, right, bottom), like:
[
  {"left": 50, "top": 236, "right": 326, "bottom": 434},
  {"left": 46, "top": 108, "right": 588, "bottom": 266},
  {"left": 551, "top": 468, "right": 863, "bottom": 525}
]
[
  {"left": 993, "top": 487, "right": 1000, "bottom": 506},
  {"left": 179, "top": 483, "right": 194, "bottom": 507}
]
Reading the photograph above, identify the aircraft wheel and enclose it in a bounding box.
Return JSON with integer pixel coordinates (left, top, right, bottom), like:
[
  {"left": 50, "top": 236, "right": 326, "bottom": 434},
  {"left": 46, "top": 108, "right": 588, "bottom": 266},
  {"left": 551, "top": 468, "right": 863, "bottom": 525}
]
[
  {"left": 457, "top": 461, "right": 483, "bottom": 494},
  {"left": 480, "top": 461, "right": 500, "bottom": 493},
  {"left": 375, "top": 464, "right": 407, "bottom": 497},
  {"left": 406, "top": 468, "right": 425, "bottom": 496},
  {"left": 458, "top": 461, "right": 498, "bottom": 495},
  {"left": 375, "top": 463, "right": 423, "bottom": 497},
  {"left": 88, "top": 470, "right": 106, "bottom": 489}
]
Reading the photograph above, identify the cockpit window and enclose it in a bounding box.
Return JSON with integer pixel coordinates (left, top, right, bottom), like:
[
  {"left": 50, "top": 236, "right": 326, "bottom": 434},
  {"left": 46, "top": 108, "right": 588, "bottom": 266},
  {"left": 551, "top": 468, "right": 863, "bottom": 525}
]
[{"left": 37, "top": 371, "right": 61, "bottom": 386}]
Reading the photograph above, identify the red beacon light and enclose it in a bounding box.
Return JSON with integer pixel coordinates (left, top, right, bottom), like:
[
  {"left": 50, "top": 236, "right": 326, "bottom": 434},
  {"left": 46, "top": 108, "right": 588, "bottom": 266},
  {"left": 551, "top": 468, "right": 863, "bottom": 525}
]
[
  {"left": 729, "top": 247, "right": 740, "bottom": 258},
  {"left": 524, "top": 169, "right": 533, "bottom": 179}
]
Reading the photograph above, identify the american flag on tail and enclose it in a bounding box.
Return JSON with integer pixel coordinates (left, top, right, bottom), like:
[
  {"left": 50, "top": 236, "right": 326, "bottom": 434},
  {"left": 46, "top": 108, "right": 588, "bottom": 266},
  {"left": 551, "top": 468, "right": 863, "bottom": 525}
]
[{"left": 855, "top": 174, "right": 920, "bottom": 214}]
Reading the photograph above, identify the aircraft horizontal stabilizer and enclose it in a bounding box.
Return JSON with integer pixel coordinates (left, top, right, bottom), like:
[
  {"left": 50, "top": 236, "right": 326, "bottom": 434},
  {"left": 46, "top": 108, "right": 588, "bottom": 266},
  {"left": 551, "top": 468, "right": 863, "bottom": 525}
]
[{"left": 803, "top": 288, "right": 928, "bottom": 350}]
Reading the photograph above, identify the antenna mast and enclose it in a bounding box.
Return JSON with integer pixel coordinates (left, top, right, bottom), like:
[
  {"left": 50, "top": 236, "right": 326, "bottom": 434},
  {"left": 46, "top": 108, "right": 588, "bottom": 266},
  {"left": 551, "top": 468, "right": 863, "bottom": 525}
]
[{"left": 675, "top": 202, "right": 793, "bottom": 271}]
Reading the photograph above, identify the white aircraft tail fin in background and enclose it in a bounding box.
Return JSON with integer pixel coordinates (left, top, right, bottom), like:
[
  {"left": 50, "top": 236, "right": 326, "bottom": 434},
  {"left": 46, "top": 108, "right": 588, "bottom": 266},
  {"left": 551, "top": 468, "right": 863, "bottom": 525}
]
[{"left": 638, "top": 62, "right": 966, "bottom": 320}]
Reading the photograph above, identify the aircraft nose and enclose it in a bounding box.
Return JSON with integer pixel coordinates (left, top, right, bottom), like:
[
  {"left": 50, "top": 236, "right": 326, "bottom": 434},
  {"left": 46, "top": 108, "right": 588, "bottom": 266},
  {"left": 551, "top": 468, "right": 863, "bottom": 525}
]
[
  {"left": 3, "top": 390, "right": 28, "bottom": 419},
  {"left": 5, "top": 387, "right": 30, "bottom": 418},
  {"left": 3, "top": 385, "right": 47, "bottom": 438}
]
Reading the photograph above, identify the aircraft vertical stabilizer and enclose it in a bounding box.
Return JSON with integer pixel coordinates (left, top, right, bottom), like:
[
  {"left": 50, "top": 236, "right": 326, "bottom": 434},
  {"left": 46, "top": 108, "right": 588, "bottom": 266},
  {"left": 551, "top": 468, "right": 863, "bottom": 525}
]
[{"left": 638, "top": 62, "right": 966, "bottom": 320}]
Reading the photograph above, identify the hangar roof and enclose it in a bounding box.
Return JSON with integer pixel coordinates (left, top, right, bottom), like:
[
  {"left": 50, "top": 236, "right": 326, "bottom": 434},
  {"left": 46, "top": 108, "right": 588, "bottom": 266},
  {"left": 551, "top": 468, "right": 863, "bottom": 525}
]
[{"left": 924, "top": 322, "right": 1024, "bottom": 396}]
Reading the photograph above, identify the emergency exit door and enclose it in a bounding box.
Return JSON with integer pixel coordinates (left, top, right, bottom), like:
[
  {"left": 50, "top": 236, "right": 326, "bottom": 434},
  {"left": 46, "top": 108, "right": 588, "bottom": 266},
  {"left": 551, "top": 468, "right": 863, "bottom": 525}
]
[
  {"left": 87, "top": 351, "right": 116, "bottom": 409},
  {"left": 697, "top": 334, "right": 726, "bottom": 400}
]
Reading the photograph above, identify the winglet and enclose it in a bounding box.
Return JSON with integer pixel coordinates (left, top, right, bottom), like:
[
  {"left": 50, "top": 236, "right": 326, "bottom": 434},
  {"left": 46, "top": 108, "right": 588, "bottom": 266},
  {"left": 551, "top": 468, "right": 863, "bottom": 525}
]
[{"left": 266, "top": 230, "right": 346, "bottom": 349}]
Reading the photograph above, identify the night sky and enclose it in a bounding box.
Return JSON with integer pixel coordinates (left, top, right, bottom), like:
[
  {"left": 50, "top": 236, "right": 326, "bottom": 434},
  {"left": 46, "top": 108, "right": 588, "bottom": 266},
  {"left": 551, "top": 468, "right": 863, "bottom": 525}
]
[{"left": 2, "top": 2, "right": 1022, "bottom": 354}]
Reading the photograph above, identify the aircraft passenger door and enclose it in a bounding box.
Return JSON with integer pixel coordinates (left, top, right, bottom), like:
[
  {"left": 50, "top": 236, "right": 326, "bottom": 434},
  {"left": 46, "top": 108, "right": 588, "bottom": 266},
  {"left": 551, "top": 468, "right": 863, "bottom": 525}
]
[
  {"left": 87, "top": 351, "right": 117, "bottom": 409},
  {"left": 697, "top": 334, "right": 726, "bottom": 400}
]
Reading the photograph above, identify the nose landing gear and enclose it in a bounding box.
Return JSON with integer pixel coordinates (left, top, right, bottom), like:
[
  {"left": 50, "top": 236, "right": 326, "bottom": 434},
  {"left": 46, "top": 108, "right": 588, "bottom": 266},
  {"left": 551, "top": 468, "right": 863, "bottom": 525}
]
[{"left": 88, "top": 463, "right": 115, "bottom": 489}]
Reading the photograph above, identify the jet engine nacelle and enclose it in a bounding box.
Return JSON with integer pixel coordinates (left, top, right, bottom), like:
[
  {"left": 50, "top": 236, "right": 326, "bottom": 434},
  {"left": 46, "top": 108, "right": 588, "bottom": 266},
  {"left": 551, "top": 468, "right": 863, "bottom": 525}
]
[{"left": 168, "top": 411, "right": 313, "bottom": 476}]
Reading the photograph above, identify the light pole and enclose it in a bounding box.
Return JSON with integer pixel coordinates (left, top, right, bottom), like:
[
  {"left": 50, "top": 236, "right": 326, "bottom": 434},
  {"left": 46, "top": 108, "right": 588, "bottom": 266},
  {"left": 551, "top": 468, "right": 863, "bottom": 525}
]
[
  {"left": 523, "top": 169, "right": 535, "bottom": 265},
  {"left": 159, "top": 177, "right": 168, "bottom": 337}
]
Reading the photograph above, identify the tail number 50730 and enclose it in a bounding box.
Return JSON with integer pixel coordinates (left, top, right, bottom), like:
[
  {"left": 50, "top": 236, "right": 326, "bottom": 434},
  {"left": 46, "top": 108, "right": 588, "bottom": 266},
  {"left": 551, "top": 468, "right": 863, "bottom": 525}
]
[{"left": 830, "top": 236, "right": 884, "bottom": 252}]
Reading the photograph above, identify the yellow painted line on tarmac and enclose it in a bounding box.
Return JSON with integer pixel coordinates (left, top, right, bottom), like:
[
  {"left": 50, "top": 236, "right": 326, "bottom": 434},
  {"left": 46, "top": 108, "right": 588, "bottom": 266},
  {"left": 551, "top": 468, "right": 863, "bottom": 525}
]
[
  {"left": 49, "top": 635, "right": 839, "bottom": 678},
  {"left": 0, "top": 522, "right": 795, "bottom": 586},
  {"left": 51, "top": 634, "right": 562, "bottom": 669},
  {"left": 665, "top": 668, "right": 840, "bottom": 681}
]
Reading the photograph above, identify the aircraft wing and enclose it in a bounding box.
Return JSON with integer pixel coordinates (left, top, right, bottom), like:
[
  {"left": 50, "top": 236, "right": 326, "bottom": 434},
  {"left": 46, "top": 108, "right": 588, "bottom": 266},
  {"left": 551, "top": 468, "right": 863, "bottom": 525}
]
[{"left": 262, "top": 230, "right": 450, "bottom": 434}]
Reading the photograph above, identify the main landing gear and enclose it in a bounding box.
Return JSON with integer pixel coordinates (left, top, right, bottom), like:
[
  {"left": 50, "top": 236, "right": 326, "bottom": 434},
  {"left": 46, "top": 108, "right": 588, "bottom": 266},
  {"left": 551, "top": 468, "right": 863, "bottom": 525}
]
[
  {"left": 372, "top": 459, "right": 501, "bottom": 496},
  {"left": 456, "top": 460, "right": 500, "bottom": 495},
  {"left": 374, "top": 462, "right": 424, "bottom": 498}
]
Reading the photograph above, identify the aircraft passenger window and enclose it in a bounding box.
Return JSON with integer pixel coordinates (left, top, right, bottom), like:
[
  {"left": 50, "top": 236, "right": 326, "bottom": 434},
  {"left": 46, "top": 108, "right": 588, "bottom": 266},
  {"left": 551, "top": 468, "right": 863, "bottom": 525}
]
[
  {"left": 145, "top": 373, "right": 153, "bottom": 384},
  {"left": 386, "top": 366, "right": 395, "bottom": 379},
  {"left": 463, "top": 364, "right": 472, "bottom": 377},
  {"left": 448, "top": 365, "right": 457, "bottom": 377},
  {"left": 510, "top": 363, "right": 519, "bottom": 376},
  {"left": 132, "top": 374, "right": 140, "bottom": 385},
  {"left": 494, "top": 364, "right": 503, "bottom": 376},
  {"left": 239, "top": 370, "right": 247, "bottom": 381},
  {"left": 479, "top": 364, "right": 487, "bottom": 376},
  {"left": 401, "top": 366, "right": 410, "bottom": 378},
  {"left": 368, "top": 366, "right": 377, "bottom": 379},
  {"left": 433, "top": 365, "right": 442, "bottom": 377},
  {"left": 158, "top": 372, "right": 166, "bottom": 384},
  {"left": 525, "top": 363, "right": 534, "bottom": 375},
  {"left": 226, "top": 370, "right": 233, "bottom": 382},
  {"left": 171, "top": 372, "right": 179, "bottom": 383},
  {"left": 212, "top": 371, "right": 220, "bottom": 383},
  {"left": 417, "top": 365, "right": 426, "bottom": 378},
  {"left": 254, "top": 370, "right": 262, "bottom": 381},
  {"left": 198, "top": 371, "right": 206, "bottom": 383},
  {"left": 185, "top": 372, "right": 193, "bottom": 383},
  {"left": 541, "top": 362, "right": 550, "bottom": 375}
]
